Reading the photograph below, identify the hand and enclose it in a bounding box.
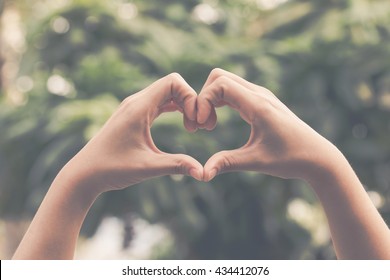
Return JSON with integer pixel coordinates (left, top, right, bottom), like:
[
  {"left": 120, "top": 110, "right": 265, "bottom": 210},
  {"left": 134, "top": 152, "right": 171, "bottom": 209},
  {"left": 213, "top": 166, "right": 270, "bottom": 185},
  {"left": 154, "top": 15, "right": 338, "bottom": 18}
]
[
  {"left": 62, "top": 73, "right": 203, "bottom": 194},
  {"left": 14, "top": 70, "right": 390, "bottom": 260},
  {"left": 197, "top": 68, "right": 340, "bottom": 182}
]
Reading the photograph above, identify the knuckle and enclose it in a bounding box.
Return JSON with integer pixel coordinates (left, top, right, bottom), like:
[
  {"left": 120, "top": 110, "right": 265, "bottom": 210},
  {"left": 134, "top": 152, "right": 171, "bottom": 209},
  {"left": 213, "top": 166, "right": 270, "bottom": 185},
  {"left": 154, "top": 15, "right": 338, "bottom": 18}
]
[
  {"left": 174, "top": 156, "right": 189, "bottom": 175},
  {"left": 218, "top": 151, "right": 235, "bottom": 172},
  {"left": 209, "top": 68, "right": 225, "bottom": 82},
  {"left": 164, "top": 73, "right": 186, "bottom": 100},
  {"left": 120, "top": 95, "right": 135, "bottom": 108},
  {"left": 214, "top": 75, "right": 229, "bottom": 85},
  {"left": 259, "top": 86, "right": 277, "bottom": 99},
  {"left": 255, "top": 96, "right": 275, "bottom": 115},
  {"left": 258, "top": 85, "right": 270, "bottom": 93},
  {"left": 214, "top": 76, "right": 229, "bottom": 96},
  {"left": 166, "top": 72, "right": 183, "bottom": 84}
]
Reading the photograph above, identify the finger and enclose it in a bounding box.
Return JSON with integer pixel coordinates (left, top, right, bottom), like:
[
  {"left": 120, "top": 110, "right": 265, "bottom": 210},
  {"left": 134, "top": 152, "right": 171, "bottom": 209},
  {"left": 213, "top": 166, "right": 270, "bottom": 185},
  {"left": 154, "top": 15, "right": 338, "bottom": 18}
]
[
  {"left": 203, "top": 148, "right": 254, "bottom": 181},
  {"left": 155, "top": 101, "right": 197, "bottom": 132},
  {"left": 197, "top": 105, "right": 217, "bottom": 130},
  {"left": 184, "top": 115, "right": 198, "bottom": 132},
  {"left": 158, "top": 101, "right": 182, "bottom": 114},
  {"left": 148, "top": 73, "right": 197, "bottom": 122},
  {"left": 202, "top": 68, "right": 260, "bottom": 92},
  {"left": 197, "top": 76, "right": 255, "bottom": 125},
  {"left": 155, "top": 152, "right": 204, "bottom": 181}
]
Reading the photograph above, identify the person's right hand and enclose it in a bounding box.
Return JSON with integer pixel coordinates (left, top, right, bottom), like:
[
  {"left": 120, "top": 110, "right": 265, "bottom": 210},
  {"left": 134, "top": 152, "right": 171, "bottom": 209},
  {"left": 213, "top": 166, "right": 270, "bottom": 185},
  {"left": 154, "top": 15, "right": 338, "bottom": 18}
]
[
  {"left": 60, "top": 73, "right": 203, "bottom": 195},
  {"left": 197, "top": 68, "right": 342, "bottom": 182}
]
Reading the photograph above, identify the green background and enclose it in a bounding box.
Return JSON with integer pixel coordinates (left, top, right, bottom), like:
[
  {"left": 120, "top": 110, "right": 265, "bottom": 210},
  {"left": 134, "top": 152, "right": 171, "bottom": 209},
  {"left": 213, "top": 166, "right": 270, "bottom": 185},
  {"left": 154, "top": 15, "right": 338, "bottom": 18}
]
[{"left": 0, "top": 0, "right": 389, "bottom": 259}]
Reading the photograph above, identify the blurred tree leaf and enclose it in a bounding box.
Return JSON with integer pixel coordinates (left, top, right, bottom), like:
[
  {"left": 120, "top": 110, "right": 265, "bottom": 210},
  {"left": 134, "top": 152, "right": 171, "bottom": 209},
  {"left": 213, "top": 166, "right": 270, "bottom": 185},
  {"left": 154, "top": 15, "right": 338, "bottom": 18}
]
[{"left": 1, "top": 0, "right": 390, "bottom": 260}]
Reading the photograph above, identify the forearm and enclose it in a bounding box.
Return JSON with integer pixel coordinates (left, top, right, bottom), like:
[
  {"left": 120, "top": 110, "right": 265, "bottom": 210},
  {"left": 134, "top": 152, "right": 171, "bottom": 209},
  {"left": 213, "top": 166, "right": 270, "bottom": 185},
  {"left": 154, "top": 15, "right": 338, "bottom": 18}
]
[
  {"left": 306, "top": 149, "right": 390, "bottom": 259},
  {"left": 12, "top": 167, "right": 99, "bottom": 260}
]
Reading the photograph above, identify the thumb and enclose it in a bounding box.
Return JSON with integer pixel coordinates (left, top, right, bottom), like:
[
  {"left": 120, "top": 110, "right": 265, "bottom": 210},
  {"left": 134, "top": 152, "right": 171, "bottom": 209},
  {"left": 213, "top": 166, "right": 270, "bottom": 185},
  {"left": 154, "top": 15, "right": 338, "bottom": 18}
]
[
  {"left": 204, "top": 148, "right": 252, "bottom": 182},
  {"left": 155, "top": 152, "right": 204, "bottom": 181}
]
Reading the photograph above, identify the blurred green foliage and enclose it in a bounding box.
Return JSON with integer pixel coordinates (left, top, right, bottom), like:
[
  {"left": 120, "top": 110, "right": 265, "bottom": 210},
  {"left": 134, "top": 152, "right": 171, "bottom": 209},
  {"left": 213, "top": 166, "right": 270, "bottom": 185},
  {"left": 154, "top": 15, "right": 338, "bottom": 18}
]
[{"left": 1, "top": 0, "right": 390, "bottom": 259}]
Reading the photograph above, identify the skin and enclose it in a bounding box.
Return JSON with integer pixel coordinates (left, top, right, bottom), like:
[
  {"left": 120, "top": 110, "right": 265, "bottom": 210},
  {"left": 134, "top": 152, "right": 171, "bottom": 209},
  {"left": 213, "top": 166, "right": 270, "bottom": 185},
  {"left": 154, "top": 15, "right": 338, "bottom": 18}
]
[
  {"left": 12, "top": 73, "right": 203, "bottom": 259},
  {"left": 197, "top": 68, "right": 390, "bottom": 259},
  {"left": 12, "top": 69, "right": 390, "bottom": 260}
]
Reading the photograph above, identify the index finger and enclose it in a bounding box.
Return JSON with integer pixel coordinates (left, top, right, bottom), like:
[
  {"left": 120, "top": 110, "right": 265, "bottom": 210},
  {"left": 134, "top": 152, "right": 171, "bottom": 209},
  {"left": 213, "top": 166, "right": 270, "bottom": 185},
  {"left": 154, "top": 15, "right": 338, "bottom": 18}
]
[
  {"left": 201, "top": 68, "right": 260, "bottom": 92},
  {"left": 148, "top": 73, "right": 198, "bottom": 122},
  {"left": 197, "top": 76, "right": 256, "bottom": 125}
]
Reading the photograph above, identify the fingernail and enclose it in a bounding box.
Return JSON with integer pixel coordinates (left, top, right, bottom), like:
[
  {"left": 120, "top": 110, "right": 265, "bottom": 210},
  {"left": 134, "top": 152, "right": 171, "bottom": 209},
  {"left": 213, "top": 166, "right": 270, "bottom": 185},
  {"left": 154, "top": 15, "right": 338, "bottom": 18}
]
[
  {"left": 190, "top": 168, "right": 202, "bottom": 181},
  {"left": 208, "top": 169, "right": 217, "bottom": 181}
]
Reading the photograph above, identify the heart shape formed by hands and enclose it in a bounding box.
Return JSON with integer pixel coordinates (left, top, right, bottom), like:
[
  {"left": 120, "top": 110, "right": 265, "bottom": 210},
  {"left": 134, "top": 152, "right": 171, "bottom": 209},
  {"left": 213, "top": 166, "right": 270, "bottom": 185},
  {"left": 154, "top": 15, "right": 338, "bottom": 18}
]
[
  {"left": 77, "top": 68, "right": 330, "bottom": 193},
  {"left": 151, "top": 111, "right": 249, "bottom": 172},
  {"left": 15, "top": 68, "right": 389, "bottom": 261},
  {"left": 146, "top": 68, "right": 328, "bottom": 184}
]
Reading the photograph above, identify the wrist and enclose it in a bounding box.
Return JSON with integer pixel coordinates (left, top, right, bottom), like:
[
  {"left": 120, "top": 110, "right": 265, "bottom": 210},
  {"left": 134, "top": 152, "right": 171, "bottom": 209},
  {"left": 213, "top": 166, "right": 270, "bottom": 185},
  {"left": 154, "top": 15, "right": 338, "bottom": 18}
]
[
  {"left": 52, "top": 160, "right": 102, "bottom": 208},
  {"left": 301, "top": 142, "right": 349, "bottom": 187}
]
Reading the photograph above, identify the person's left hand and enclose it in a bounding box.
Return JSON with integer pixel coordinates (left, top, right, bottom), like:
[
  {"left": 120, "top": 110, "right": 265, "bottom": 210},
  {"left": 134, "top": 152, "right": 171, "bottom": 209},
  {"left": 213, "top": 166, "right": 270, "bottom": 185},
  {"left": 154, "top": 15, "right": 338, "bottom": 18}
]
[{"left": 61, "top": 73, "right": 203, "bottom": 194}]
